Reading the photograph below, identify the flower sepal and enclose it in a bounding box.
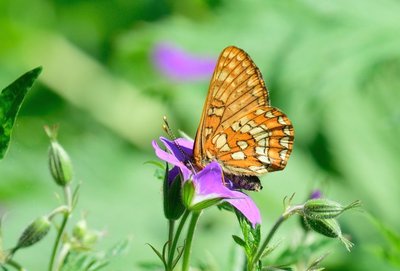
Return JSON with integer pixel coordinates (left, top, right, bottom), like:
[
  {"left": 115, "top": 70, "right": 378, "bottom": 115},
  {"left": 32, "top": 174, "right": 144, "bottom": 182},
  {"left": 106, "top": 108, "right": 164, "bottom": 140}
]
[
  {"left": 189, "top": 197, "right": 224, "bottom": 212},
  {"left": 182, "top": 180, "right": 195, "bottom": 209}
]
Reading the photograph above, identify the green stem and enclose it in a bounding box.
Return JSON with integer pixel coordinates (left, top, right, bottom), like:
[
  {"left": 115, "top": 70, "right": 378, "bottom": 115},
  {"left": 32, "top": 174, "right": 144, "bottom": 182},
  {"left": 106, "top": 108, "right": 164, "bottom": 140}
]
[
  {"left": 53, "top": 243, "right": 71, "bottom": 271},
  {"left": 167, "top": 210, "right": 190, "bottom": 270},
  {"left": 6, "top": 259, "right": 27, "bottom": 271},
  {"left": 250, "top": 205, "right": 303, "bottom": 270},
  {"left": 48, "top": 186, "right": 72, "bottom": 271},
  {"left": 181, "top": 211, "right": 201, "bottom": 271},
  {"left": 168, "top": 219, "right": 175, "bottom": 257}
]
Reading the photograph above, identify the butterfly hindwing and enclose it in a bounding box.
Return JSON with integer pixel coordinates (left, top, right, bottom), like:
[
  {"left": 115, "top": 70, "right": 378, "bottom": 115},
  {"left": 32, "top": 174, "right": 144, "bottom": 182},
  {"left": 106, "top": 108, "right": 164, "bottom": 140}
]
[{"left": 213, "top": 107, "right": 294, "bottom": 175}]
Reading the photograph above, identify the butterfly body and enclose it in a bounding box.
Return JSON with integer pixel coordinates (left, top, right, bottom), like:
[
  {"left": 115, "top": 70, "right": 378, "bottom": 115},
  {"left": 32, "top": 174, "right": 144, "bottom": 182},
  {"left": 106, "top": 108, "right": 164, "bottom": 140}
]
[{"left": 193, "top": 46, "right": 294, "bottom": 191}]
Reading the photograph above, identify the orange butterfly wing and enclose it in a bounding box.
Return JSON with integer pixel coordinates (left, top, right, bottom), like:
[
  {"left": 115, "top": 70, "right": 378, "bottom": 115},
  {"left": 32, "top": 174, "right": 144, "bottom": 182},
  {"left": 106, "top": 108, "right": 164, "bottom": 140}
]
[{"left": 193, "top": 46, "right": 294, "bottom": 179}]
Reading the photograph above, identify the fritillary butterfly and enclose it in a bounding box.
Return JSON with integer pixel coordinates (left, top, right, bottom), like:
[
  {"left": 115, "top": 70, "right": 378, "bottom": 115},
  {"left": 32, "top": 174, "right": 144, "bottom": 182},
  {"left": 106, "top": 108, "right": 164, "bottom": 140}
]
[{"left": 193, "top": 46, "right": 294, "bottom": 191}]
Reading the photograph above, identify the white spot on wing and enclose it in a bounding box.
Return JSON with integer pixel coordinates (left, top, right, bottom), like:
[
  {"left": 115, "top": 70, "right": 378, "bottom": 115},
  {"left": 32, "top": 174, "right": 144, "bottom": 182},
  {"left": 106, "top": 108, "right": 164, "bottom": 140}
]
[
  {"left": 237, "top": 141, "right": 248, "bottom": 150},
  {"left": 278, "top": 116, "right": 287, "bottom": 125},
  {"left": 258, "top": 138, "right": 268, "bottom": 146},
  {"left": 283, "top": 126, "right": 292, "bottom": 136},
  {"left": 265, "top": 111, "right": 275, "bottom": 118},
  {"left": 241, "top": 124, "right": 251, "bottom": 133},
  {"left": 280, "top": 136, "right": 290, "bottom": 148},
  {"left": 255, "top": 109, "right": 265, "bottom": 115},
  {"left": 255, "top": 132, "right": 270, "bottom": 142},
  {"left": 250, "top": 127, "right": 264, "bottom": 135},
  {"left": 205, "top": 127, "right": 213, "bottom": 137},
  {"left": 279, "top": 149, "right": 288, "bottom": 160},
  {"left": 231, "top": 122, "right": 240, "bottom": 132},
  {"left": 216, "top": 133, "right": 227, "bottom": 149},
  {"left": 220, "top": 144, "right": 231, "bottom": 152},
  {"left": 231, "top": 151, "right": 246, "bottom": 160},
  {"left": 256, "top": 147, "right": 266, "bottom": 155},
  {"left": 249, "top": 165, "right": 266, "bottom": 172},
  {"left": 214, "top": 107, "right": 224, "bottom": 116},
  {"left": 258, "top": 155, "right": 271, "bottom": 164}
]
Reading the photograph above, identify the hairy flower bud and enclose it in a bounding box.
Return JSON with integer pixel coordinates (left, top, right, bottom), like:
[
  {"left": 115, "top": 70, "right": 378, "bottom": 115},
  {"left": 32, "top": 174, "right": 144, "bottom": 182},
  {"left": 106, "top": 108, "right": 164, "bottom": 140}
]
[
  {"left": 163, "top": 166, "right": 185, "bottom": 220},
  {"left": 304, "top": 199, "right": 361, "bottom": 219},
  {"left": 14, "top": 216, "right": 51, "bottom": 252},
  {"left": 48, "top": 140, "right": 73, "bottom": 186},
  {"left": 304, "top": 217, "right": 353, "bottom": 251}
]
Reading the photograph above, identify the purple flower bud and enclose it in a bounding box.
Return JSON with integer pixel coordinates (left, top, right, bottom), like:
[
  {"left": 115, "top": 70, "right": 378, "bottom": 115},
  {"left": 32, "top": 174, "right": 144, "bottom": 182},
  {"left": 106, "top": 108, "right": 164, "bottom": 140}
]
[{"left": 309, "top": 190, "right": 322, "bottom": 199}]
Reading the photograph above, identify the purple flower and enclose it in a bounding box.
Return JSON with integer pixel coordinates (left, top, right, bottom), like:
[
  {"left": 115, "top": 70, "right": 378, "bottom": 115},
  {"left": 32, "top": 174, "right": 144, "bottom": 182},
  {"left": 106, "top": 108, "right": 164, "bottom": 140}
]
[
  {"left": 152, "top": 137, "right": 261, "bottom": 227},
  {"left": 152, "top": 43, "right": 216, "bottom": 82}
]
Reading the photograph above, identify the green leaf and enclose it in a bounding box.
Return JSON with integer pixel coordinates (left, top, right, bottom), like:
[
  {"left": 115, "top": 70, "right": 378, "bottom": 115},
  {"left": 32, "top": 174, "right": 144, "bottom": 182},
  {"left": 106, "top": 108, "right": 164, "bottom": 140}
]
[
  {"left": 232, "top": 235, "right": 246, "bottom": 247},
  {"left": 61, "top": 238, "right": 130, "bottom": 271},
  {"left": 0, "top": 67, "right": 42, "bottom": 160},
  {"left": 146, "top": 243, "right": 167, "bottom": 269},
  {"left": 136, "top": 262, "right": 164, "bottom": 270},
  {"left": 234, "top": 209, "right": 261, "bottom": 261}
]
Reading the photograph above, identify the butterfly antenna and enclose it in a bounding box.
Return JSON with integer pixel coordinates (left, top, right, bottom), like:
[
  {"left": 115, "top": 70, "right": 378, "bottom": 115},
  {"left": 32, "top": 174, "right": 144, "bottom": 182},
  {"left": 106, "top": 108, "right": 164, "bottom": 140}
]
[{"left": 162, "top": 116, "right": 197, "bottom": 173}]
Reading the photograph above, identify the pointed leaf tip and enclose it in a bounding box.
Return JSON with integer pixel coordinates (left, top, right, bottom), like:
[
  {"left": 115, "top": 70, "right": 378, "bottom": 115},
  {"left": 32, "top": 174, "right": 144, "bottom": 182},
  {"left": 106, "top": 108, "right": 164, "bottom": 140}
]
[{"left": 0, "top": 66, "right": 42, "bottom": 159}]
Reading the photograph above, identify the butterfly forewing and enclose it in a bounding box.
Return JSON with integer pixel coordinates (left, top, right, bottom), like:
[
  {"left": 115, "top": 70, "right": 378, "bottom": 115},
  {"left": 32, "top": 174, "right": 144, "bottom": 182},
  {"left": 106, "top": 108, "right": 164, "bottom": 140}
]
[
  {"left": 193, "top": 46, "right": 294, "bottom": 189},
  {"left": 194, "top": 47, "right": 268, "bottom": 161}
]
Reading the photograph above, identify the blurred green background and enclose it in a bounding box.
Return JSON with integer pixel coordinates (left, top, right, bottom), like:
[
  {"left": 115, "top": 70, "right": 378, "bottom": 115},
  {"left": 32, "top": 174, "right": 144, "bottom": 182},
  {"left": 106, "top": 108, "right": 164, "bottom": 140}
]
[{"left": 1, "top": 0, "right": 400, "bottom": 270}]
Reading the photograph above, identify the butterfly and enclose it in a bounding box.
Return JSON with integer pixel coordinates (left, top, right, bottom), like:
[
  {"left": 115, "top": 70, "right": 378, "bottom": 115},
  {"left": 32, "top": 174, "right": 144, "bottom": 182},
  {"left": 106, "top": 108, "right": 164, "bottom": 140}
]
[{"left": 193, "top": 46, "right": 294, "bottom": 191}]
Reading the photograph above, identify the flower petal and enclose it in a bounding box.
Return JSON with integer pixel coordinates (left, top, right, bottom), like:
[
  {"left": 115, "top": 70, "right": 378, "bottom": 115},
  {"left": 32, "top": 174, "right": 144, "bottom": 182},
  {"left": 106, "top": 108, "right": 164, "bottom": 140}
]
[
  {"left": 191, "top": 161, "right": 224, "bottom": 203},
  {"left": 159, "top": 137, "right": 193, "bottom": 162},
  {"left": 225, "top": 193, "right": 261, "bottom": 227},
  {"left": 192, "top": 162, "right": 261, "bottom": 227},
  {"left": 152, "top": 139, "right": 191, "bottom": 180}
]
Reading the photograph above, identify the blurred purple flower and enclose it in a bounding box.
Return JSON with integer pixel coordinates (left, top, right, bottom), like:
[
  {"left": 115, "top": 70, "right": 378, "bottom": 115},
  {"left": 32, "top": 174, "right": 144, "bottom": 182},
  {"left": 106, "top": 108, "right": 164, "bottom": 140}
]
[
  {"left": 152, "top": 137, "right": 261, "bottom": 227},
  {"left": 152, "top": 43, "right": 216, "bottom": 82},
  {"left": 310, "top": 190, "right": 322, "bottom": 199}
]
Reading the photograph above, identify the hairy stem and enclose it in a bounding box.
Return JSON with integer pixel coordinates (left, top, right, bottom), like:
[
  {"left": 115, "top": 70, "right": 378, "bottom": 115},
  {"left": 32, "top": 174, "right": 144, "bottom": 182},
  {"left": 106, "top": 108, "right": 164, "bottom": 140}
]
[
  {"left": 48, "top": 186, "right": 72, "bottom": 271},
  {"left": 6, "top": 259, "right": 27, "bottom": 271},
  {"left": 181, "top": 211, "right": 201, "bottom": 271},
  {"left": 168, "top": 219, "right": 175, "bottom": 257},
  {"left": 250, "top": 205, "right": 303, "bottom": 270},
  {"left": 167, "top": 210, "right": 190, "bottom": 270}
]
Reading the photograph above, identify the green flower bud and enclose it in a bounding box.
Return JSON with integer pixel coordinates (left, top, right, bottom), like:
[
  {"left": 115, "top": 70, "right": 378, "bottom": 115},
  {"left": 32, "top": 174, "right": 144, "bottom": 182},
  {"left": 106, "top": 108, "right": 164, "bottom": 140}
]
[
  {"left": 70, "top": 218, "right": 103, "bottom": 250},
  {"left": 182, "top": 180, "right": 195, "bottom": 208},
  {"left": 14, "top": 216, "right": 51, "bottom": 252},
  {"left": 72, "top": 219, "right": 88, "bottom": 241},
  {"left": 304, "top": 217, "right": 353, "bottom": 251},
  {"left": 181, "top": 178, "right": 223, "bottom": 212},
  {"left": 304, "top": 199, "right": 361, "bottom": 219},
  {"left": 48, "top": 140, "right": 73, "bottom": 186},
  {"left": 163, "top": 166, "right": 185, "bottom": 220}
]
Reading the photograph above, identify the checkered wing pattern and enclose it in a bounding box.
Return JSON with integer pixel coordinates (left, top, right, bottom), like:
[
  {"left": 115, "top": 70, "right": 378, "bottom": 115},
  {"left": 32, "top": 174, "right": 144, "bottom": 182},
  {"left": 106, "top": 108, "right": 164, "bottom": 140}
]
[{"left": 193, "top": 46, "right": 294, "bottom": 189}]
